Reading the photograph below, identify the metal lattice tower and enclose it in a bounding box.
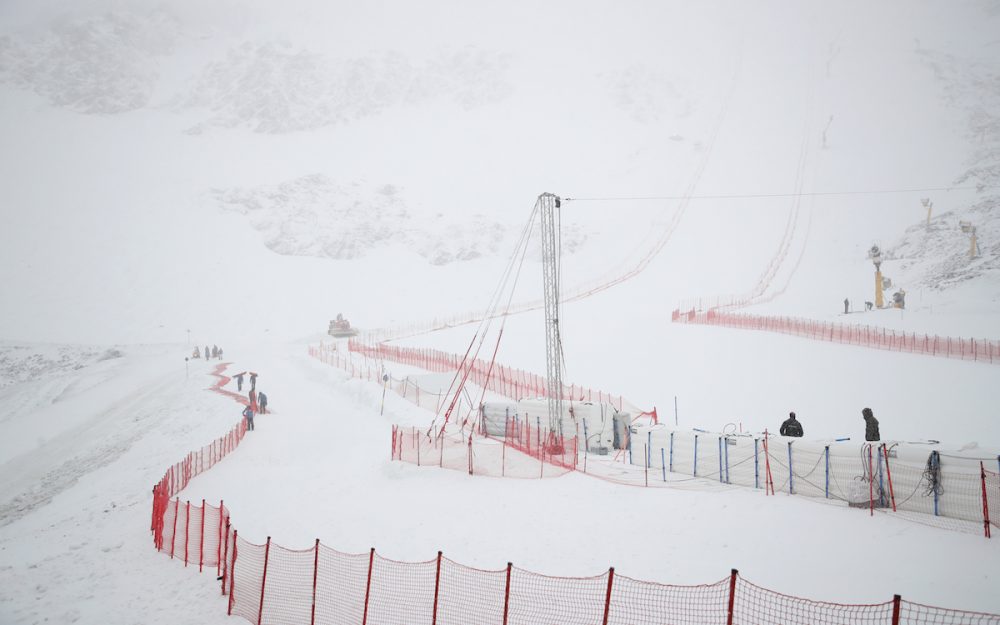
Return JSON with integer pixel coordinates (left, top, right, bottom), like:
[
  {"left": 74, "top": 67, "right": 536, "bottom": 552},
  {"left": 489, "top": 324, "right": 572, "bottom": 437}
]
[{"left": 538, "top": 192, "right": 563, "bottom": 435}]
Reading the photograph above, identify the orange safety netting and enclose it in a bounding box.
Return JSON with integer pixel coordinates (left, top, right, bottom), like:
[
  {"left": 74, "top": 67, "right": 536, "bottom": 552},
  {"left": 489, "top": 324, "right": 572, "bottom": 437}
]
[{"left": 673, "top": 308, "right": 1000, "bottom": 365}]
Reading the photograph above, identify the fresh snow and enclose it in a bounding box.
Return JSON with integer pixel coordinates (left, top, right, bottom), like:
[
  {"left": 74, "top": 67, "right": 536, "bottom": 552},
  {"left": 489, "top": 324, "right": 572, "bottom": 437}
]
[{"left": 1, "top": 1, "right": 999, "bottom": 623}]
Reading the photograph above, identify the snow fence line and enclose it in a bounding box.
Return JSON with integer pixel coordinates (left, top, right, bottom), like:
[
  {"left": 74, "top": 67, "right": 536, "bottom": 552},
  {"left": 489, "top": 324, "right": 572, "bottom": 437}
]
[
  {"left": 312, "top": 340, "right": 999, "bottom": 538},
  {"left": 672, "top": 308, "right": 1000, "bottom": 365},
  {"left": 148, "top": 364, "right": 1000, "bottom": 624}
]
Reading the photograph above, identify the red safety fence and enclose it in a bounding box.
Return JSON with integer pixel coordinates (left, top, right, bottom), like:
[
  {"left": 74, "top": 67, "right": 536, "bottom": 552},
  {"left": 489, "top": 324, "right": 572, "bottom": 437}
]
[
  {"left": 340, "top": 339, "right": 652, "bottom": 417},
  {"left": 672, "top": 308, "right": 1000, "bottom": 365},
  {"left": 148, "top": 366, "right": 1000, "bottom": 624}
]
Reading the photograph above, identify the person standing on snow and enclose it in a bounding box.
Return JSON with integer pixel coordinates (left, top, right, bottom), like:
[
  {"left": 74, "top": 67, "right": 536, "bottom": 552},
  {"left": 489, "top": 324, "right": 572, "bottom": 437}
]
[
  {"left": 243, "top": 404, "right": 255, "bottom": 431},
  {"left": 234, "top": 371, "right": 245, "bottom": 391},
  {"left": 780, "top": 411, "right": 803, "bottom": 437},
  {"left": 204, "top": 345, "right": 210, "bottom": 360},
  {"left": 863, "top": 407, "right": 880, "bottom": 441},
  {"left": 258, "top": 391, "right": 268, "bottom": 414},
  {"left": 248, "top": 389, "right": 257, "bottom": 411},
  {"left": 844, "top": 298, "right": 850, "bottom": 314},
  {"left": 249, "top": 372, "right": 258, "bottom": 391}
]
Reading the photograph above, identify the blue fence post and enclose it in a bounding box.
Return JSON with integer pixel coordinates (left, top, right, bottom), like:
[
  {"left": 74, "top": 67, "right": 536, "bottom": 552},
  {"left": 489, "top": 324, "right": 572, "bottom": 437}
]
[
  {"left": 754, "top": 438, "right": 759, "bottom": 489},
  {"left": 694, "top": 435, "right": 699, "bottom": 477},
  {"left": 824, "top": 445, "right": 830, "bottom": 499},
  {"left": 628, "top": 430, "right": 633, "bottom": 465},
  {"left": 931, "top": 450, "right": 940, "bottom": 516},
  {"left": 661, "top": 448, "right": 666, "bottom": 482},
  {"left": 724, "top": 437, "right": 730, "bottom": 484},
  {"left": 787, "top": 442, "right": 794, "bottom": 495},
  {"left": 717, "top": 437, "right": 723, "bottom": 483},
  {"left": 669, "top": 433, "right": 674, "bottom": 472},
  {"left": 647, "top": 432, "right": 652, "bottom": 468}
]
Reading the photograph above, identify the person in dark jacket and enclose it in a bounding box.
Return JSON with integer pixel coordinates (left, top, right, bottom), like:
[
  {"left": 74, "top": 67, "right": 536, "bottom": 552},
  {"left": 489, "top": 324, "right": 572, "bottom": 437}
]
[
  {"left": 243, "top": 404, "right": 255, "bottom": 431},
  {"left": 249, "top": 371, "right": 258, "bottom": 391},
  {"left": 234, "top": 372, "right": 245, "bottom": 391},
  {"left": 779, "top": 411, "right": 803, "bottom": 437},
  {"left": 204, "top": 346, "right": 210, "bottom": 360},
  {"left": 258, "top": 391, "right": 268, "bottom": 414},
  {"left": 863, "top": 407, "right": 880, "bottom": 441}
]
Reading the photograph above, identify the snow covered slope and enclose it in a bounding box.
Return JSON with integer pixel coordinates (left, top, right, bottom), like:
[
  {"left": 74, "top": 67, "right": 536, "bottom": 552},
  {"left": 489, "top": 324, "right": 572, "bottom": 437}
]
[{"left": 1, "top": 0, "right": 999, "bottom": 623}]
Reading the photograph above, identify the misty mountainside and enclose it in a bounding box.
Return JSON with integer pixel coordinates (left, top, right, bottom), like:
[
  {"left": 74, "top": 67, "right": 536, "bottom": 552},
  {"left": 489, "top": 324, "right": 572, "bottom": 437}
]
[
  {"left": 179, "top": 42, "right": 512, "bottom": 134},
  {"left": 0, "top": 8, "right": 511, "bottom": 132},
  {"left": 212, "top": 174, "right": 589, "bottom": 265},
  {"left": 886, "top": 204, "right": 999, "bottom": 293},
  {"left": 0, "top": 9, "right": 178, "bottom": 114},
  {"left": 882, "top": 47, "right": 1000, "bottom": 294}
]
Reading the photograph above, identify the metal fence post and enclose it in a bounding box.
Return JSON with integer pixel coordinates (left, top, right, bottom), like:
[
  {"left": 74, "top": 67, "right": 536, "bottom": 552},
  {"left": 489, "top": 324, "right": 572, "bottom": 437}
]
[
  {"left": 311, "top": 539, "right": 319, "bottom": 625},
  {"left": 602, "top": 567, "right": 615, "bottom": 625},
  {"left": 199, "top": 499, "right": 206, "bottom": 572},
  {"left": 824, "top": 446, "right": 830, "bottom": 498},
  {"left": 257, "top": 537, "right": 271, "bottom": 625},
  {"left": 502, "top": 562, "right": 513, "bottom": 625},
  {"left": 669, "top": 432, "right": 674, "bottom": 472},
  {"left": 718, "top": 437, "right": 724, "bottom": 483},
  {"left": 362, "top": 548, "right": 375, "bottom": 625},
  {"left": 432, "top": 551, "right": 442, "bottom": 625},
  {"left": 661, "top": 448, "right": 666, "bottom": 482},
  {"left": 694, "top": 435, "right": 699, "bottom": 476},
  {"left": 726, "top": 569, "right": 738, "bottom": 625},
  {"left": 787, "top": 443, "right": 794, "bottom": 495},
  {"left": 754, "top": 439, "right": 759, "bottom": 489},
  {"left": 227, "top": 530, "right": 238, "bottom": 615}
]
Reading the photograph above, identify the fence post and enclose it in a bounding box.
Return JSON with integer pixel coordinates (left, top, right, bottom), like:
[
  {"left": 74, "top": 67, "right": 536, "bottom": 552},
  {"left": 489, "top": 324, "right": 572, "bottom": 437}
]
[
  {"left": 644, "top": 445, "right": 649, "bottom": 487},
  {"left": 311, "top": 539, "right": 319, "bottom": 625},
  {"left": 221, "top": 520, "right": 230, "bottom": 595},
  {"left": 892, "top": 594, "right": 901, "bottom": 625},
  {"left": 882, "top": 444, "right": 897, "bottom": 512},
  {"left": 601, "top": 567, "right": 615, "bottom": 625},
  {"left": 661, "top": 448, "right": 666, "bottom": 482},
  {"left": 726, "top": 569, "right": 738, "bottom": 625},
  {"left": 502, "top": 562, "right": 513, "bottom": 625},
  {"left": 868, "top": 445, "right": 875, "bottom": 517},
  {"left": 362, "top": 548, "right": 375, "bottom": 625},
  {"left": 647, "top": 432, "right": 652, "bottom": 468},
  {"left": 718, "top": 437, "right": 724, "bottom": 483},
  {"left": 432, "top": 551, "right": 443, "bottom": 625},
  {"left": 227, "top": 530, "right": 238, "bottom": 615},
  {"left": 217, "top": 500, "right": 224, "bottom": 576},
  {"left": 669, "top": 432, "right": 674, "bottom": 472},
  {"left": 787, "top": 443, "right": 794, "bottom": 495},
  {"left": 931, "top": 451, "right": 940, "bottom": 516},
  {"left": 753, "top": 439, "right": 759, "bottom": 488},
  {"left": 184, "top": 500, "right": 191, "bottom": 567},
  {"left": 694, "top": 435, "right": 699, "bottom": 477},
  {"left": 982, "top": 462, "right": 992, "bottom": 539},
  {"left": 724, "top": 437, "right": 730, "bottom": 484},
  {"left": 199, "top": 499, "right": 206, "bottom": 572},
  {"left": 257, "top": 536, "right": 271, "bottom": 625},
  {"left": 824, "top": 447, "right": 830, "bottom": 498}
]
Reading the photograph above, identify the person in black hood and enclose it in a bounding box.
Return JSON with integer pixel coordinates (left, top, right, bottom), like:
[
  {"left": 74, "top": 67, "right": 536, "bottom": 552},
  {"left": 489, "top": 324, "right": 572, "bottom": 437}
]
[
  {"left": 780, "top": 411, "right": 803, "bottom": 437},
  {"left": 863, "top": 407, "right": 880, "bottom": 441}
]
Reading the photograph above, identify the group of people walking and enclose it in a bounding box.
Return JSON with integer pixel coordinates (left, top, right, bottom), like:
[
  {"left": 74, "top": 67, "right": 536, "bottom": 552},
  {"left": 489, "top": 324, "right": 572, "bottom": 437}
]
[
  {"left": 238, "top": 370, "right": 268, "bottom": 431},
  {"left": 779, "top": 407, "right": 880, "bottom": 441},
  {"left": 192, "top": 344, "right": 224, "bottom": 360}
]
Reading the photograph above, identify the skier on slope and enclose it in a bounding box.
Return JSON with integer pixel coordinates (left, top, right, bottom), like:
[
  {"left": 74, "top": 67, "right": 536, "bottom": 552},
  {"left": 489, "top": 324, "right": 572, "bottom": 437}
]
[
  {"left": 779, "top": 411, "right": 803, "bottom": 437},
  {"left": 234, "top": 371, "right": 245, "bottom": 391}
]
